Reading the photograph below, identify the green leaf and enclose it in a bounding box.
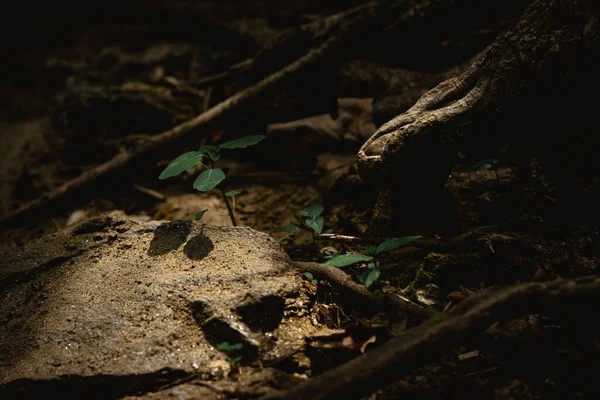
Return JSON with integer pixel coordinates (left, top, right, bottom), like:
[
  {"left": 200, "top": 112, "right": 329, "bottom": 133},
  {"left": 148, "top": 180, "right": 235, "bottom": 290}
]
[
  {"left": 216, "top": 342, "right": 243, "bottom": 351},
  {"left": 193, "top": 168, "right": 226, "bottom": 192},
  {"left": 194, "top": 209, "right": 208, "bottom": 221},
  {"left": 305, "top": 203, "right": 324, "bottom": 219},
  {"left": 216, "top": 342, "right": 230, "bottom": 350},
  {"left": 159, "top": 151, "right": 204, "bottom": 179},
  {"left": 457, "top": 151, "right": 467, "bottom": 160},
  {"left": 311, "top": 279, "right": 318, "bottom": 285},
  {"left": 305, "top": 216, "right": 324, "bottom": 234},
  {"left": 365, "top": 246, "right": 377, "bottom": 256},
  {"left": 218, "top": 135, "right": 266, "bottom": 150},
  {"left": 376, "top": 236, "right": 421, "bottom": 255},
  {"left": 323, "top": 228, "right": 334, "bottom": 234},
  {"left": 225, "top": 190, "right": 242, "bottom": 197},
  {"left": 298, "top": 210, "right": 310, "bottom": 218},
  {"left": 304, "top": 272, "right": 314, "bottom": 280},
  {"left": 208, "top": 148, "right": 221, "bottom": 161},
  {"left": 280, "top": 224, "right": 302, "bottom": 232},
  {"left": 364, "top": 268, "right": 381, "bottom": 288},
  {"left": 325, "top": 254, "right": 372, "bottom": 267},
  {"left": 198, "top": 145, "right": 218, "bottom": 154}
]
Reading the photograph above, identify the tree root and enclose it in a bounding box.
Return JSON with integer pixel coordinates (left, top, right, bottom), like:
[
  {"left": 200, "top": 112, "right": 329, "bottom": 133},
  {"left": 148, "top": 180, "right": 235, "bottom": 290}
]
[
  {"left": 358, "top": 0, "right": 600, "bottom": 188},
  {"left": 291, "top": 261, "right": 434, "bottom": 322},
  {"left": 261, "top": 275, "right": 600, "bottom": 400}
]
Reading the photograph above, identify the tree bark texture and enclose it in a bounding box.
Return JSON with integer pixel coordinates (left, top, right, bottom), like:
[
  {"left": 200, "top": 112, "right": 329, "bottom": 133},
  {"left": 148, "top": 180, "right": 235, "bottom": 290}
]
[{"left": 358, "top": 0, "right": 600, "bottom": 193}]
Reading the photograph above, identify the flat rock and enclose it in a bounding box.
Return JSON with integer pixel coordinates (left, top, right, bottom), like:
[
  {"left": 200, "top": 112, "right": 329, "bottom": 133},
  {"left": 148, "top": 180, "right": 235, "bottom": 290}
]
[{"left": 0, "top": 211, "right": 313, "bottom": 398}]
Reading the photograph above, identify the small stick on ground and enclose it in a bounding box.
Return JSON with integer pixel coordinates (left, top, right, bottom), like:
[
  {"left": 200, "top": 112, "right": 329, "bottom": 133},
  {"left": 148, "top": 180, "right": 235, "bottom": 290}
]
[
  {"left": 133, "top": 184, "right": 166, "bottom": 201},
  {"left": 291, "top": 261, "right": 433, "bottom": 321},
  {"left": 316, "top": 233, "right": 388, "bottom": 245},
  {"left": 292, "top": 261, "right": 375, "bottom": 304}
]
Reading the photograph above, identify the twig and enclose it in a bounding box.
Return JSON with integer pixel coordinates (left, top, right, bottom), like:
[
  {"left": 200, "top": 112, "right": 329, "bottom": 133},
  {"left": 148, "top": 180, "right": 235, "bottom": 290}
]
[
  {"left": 316, "top": 233, "right": 388, "bottom": 245},
  {"left": 293, "top": 261, "right": 374, "bottom": 304},
  {"left": 133, "top": 184, "right": 166, "bottom": 201},
  {"left": 260, "top": 275, "right": 600, "bottom": 400},
  {"left": 202, "top": 86, "right": 212, "bottom": 112},
  {"left": 192, "top": 59, "right": 253, "bottom": 88},
  {"left": 291, "top": 261, "right": 433, "bottom": 321}
]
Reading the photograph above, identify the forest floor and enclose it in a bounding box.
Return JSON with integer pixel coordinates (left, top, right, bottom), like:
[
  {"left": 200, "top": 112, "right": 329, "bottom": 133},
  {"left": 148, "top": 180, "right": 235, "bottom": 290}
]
[{"left": 1, "top": 1, "right": 598, "bottom": 398}]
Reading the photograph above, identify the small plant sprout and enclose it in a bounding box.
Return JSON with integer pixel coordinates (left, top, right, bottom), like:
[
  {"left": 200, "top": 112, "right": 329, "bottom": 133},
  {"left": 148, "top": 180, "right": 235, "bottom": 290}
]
[
  {"left": 159, "top": 135, "right": 265, "bottom": 225},
  {"left": 280, "top": 203, "right": 326, "bottom": 243},
  {"left": 225, "top": 190, "right": 242, "bottom": 220},
  {"left": 216, "top": 341, "right": 244, "bottom": 370},
  {"left": 325, "top": 236, "right": 421, "bottom": 289},
  {"left": 303, "top": 272, "right": 318, "bottom": 286}
]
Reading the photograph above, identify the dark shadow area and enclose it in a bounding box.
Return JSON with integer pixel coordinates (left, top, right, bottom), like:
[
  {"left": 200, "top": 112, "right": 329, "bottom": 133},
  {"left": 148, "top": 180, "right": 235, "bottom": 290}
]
[
  {"left": 183, "top": 233, "right": 214, "bottom": 261},
  {"left": 189, "top": 300, "right": 259, "bottom": 362},
  {"left": 236, "top": 294, "right": 285, "bottom": 332},
  {"left": 147, "top": 221, "right": 191, "bottom": 256},
  {"left": 0, "top": 368, "right": 195, "bottom": 400}
]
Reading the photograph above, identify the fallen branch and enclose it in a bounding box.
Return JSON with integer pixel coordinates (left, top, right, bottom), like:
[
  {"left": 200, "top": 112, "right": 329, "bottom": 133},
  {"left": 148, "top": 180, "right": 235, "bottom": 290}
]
[
  {"left": 291, "top": 261, "right": 433, "bottom": 321},
  {"left": 316, "top": 233, "right": 386, "bottom": 245},
  {"left": 292, "top": 261, "right": 375, "bottom": 304},
  {"left": 261, "top": 275, "right": 600, "bottom": 400}
]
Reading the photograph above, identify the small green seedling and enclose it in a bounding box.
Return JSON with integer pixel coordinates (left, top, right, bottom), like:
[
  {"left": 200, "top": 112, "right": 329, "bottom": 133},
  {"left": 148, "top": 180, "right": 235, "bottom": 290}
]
[
  {"left": 225, "top": 190, "right": 242, "bottom": 220},
  {"left": 325, "top": 236, "right": 421, "bottom": 289},
  {"left": 280, "top": 203, "right": 328, "bottom": 243},
  {"left": 460, "top": 143, "right": 510, "bottom": 173},
  {"left": 303, "top": 272, "right": 318, "bottom": 286},
  {"left": 159, "top": 135, "right": 265, "bottom": 225},
  {"left": 216, "top": 341, "right": 244, "bottom": 369}
]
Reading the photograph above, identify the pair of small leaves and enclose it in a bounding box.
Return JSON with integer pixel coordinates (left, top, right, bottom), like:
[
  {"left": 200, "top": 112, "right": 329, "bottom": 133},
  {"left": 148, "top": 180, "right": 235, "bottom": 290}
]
[
  {"left": 279, "top": 203, "right": 326, "bottom": 234},
  {"left": 216, "top": 342, "right": 243, "bottom": 352},
  {"left": 299, "top": 203, "right": 324, "bottom": 234},
  {"left": 298, "top": 203, "right": 324, "bottom": 219},
  {"left": 306, "top": 216, "right": 324, "bottom": 234},
  {"left": 303, "top": 272, "right": 318, "bottom": 286},
  {"left": 159, "top": 135, "right": 266, "bottom": 180}
]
